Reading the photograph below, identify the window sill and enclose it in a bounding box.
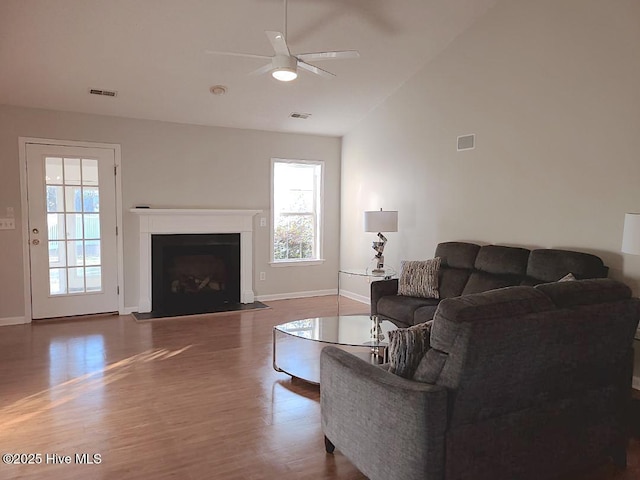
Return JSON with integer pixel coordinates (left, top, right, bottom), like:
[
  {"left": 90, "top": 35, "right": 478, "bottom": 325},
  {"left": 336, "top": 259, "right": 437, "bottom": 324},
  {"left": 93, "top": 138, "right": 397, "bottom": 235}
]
[{"left": 270, "top": 259, "right": 325, "bottom": 267}]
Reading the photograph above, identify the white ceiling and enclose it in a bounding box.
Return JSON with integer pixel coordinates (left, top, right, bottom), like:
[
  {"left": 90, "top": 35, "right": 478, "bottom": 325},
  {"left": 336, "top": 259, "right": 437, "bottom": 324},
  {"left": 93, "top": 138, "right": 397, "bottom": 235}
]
[{"left": 0, "top": 0, "right": 497, "bottom": 137}]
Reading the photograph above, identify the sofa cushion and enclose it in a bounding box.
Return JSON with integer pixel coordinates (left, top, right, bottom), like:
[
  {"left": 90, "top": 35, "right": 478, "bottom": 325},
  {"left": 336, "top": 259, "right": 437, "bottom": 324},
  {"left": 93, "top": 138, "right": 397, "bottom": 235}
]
[
  {"left": 462, "top": 272, "right": 523, "bottom": 295},
  {"left": 525, "top": 248, "right": 608, "bottom": 283},
  {"left": 473, "top": 245, "right": 530, "bottom": 276},
  {"left": 413, "top": 347, "right": 448, "bottom": 384},
  {"left": 460, "top": 245, "right": 531, "bottom": 295},
  {"left": 535, "top": 278, "right": 631, "bottom": 308},
  {"left": 414, "top": 305, "right": 440, "bottom": 324},
  {"left": 431, "top": 286, "right": 555, "bottom": 353},
  {"left": 435, "top": 242, "right": 480, "bottom": 269},
  {"left": 378, "top": 295, "right": 440, "bottom": 326},
  {"left": 439, "top": 267, "right": 473, "bottom": 299},
  {"left": 398, "top": 258, "right": 441, "bottom": 299},
  {"left": 387, "top": 321, "right": 432, "bottom": 378}
]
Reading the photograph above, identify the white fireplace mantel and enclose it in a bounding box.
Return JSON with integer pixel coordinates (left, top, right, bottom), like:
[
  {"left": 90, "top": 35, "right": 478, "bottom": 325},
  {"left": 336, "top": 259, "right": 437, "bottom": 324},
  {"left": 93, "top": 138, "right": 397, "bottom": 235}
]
[{"left": 130, "top": 208, "right": 262, "bottom": 313}]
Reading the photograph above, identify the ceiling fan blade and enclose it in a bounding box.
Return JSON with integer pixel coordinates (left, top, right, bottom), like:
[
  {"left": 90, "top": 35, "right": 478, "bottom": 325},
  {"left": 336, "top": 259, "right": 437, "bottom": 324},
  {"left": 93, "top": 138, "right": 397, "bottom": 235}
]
[
  {"left": 265, "top": 31, "right": 290, "bottom": 56},
  {"left": 297, "top": 60, "right": 335, "bottom": 78},
  {"left": 205, "top": 50, "right": 271, "bottom": 60},
  {"left": 296, "top": 50, "right": 360, "bottom": 61},
  {"left": 249, "top": 62, "right": 274, "bottom": 76}
]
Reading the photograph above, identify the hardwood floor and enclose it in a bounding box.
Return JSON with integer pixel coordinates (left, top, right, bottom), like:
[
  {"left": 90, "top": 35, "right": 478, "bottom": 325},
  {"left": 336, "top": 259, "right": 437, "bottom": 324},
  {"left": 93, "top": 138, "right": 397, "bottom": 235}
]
[{"left": 0, "top": 296, "right": 637, "bottom": 479}]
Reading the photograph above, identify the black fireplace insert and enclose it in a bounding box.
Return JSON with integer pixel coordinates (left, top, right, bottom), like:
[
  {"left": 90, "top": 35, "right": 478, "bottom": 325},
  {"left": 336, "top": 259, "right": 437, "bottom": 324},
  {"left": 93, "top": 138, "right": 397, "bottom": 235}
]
[{"left": 151, "top": 233, "right": 240, "bottom": 315}]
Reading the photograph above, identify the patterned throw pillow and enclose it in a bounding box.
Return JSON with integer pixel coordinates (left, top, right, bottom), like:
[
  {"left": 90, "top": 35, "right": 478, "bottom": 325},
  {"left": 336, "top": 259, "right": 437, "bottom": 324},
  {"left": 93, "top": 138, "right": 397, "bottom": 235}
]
[
  {"left": 558, "top": 272, "right": 576, "bottom": 282},
  {"left": 388, "top": 321, "right": 433, "bottom": 379},
  {"left": 398, "top": 258, "right": 441, "bottom": 299}
]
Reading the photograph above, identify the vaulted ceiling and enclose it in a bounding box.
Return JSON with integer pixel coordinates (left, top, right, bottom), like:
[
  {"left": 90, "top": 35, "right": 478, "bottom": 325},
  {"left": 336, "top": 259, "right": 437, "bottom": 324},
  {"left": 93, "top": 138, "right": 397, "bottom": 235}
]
[{"left": 0, "top": 0, "right": 497, "bottom": 136}]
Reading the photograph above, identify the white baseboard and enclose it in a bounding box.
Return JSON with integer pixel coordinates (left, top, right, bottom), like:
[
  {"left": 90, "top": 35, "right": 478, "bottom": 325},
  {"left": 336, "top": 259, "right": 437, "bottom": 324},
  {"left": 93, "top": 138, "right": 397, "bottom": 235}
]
[
  {"left": 256, "top": 289, "right": 337, "bottom": 302},
  {"left": 0, "top": 316, "right": 29, "bottom": 326},
  {"left": 339, "top": 290, "right": 369, "bottom": 305},
  {"left": 121, "top": 307, "right": 138, "bottom": 315},
  {"left": 633, "top": 376, "right": 640, "bottom": 391}
]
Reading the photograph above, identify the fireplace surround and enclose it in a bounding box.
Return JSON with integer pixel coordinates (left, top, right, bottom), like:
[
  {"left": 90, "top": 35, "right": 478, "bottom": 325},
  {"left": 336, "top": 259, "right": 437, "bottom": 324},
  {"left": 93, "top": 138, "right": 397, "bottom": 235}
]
[{"left": 131, "top": 208, "right": 261, "bottom": 314}]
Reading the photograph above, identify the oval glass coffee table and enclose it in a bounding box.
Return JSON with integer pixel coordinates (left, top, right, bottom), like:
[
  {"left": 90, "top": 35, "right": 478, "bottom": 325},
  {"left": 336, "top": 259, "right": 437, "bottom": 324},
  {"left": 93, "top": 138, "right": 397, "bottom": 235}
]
[{"left": 273, "top": 315, "right": 397, "bottom": 385}]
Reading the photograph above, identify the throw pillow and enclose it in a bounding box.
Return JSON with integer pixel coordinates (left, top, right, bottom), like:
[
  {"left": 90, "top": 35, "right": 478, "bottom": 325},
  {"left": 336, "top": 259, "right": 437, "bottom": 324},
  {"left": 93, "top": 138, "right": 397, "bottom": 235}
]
[
  {"left": 398, "top": 258, "right": 441, "bottom": 298},
  {"left": 387, "top": 321, "right": 433, "bottom": 378},
  {"left": 558, "top": 272, "right": 576, "bottom": 282}
]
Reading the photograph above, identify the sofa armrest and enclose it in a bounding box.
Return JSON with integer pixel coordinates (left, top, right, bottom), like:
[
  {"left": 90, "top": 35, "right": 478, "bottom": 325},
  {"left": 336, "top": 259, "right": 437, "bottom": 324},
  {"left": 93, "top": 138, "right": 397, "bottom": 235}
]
[
  {"left": 370, "top": 278, "right": 399, "bottom": 316},
  {"left": 320, "top": 346, "right": 448, "bottom": 480}
]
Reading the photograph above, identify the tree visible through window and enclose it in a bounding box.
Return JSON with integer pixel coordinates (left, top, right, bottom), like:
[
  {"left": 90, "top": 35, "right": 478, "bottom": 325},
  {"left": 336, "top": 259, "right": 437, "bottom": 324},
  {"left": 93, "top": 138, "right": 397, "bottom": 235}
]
[{"left": 272, "top": 159, "right": 322, "bottom": 262}]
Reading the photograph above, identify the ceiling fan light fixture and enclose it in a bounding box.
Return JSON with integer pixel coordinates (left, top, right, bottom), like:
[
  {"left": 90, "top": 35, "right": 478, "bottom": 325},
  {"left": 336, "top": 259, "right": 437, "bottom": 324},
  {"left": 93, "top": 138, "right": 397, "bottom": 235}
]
[
  {"left": 271, "top": 54, "right": 298, "bottom": 81},
  {"left": 272, "top": 67, "right": 297, "bottom": 81}
]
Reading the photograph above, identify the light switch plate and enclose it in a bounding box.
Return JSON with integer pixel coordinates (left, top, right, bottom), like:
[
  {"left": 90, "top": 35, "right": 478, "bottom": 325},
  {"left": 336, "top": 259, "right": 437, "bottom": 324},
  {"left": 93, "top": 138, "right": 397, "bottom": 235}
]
[{"left": 0, "top": 218, "right": 15, "bottom": 230}]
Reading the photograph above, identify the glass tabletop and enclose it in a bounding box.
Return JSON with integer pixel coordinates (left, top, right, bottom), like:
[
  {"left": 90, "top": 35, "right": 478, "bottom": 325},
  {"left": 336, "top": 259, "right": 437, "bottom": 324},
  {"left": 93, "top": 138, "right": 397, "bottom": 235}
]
[
  {"left": 274, "top": 314, "right": 397, "bottom": 347},
  {"left": 339, "top": 267, "right": 397, "bottom": 279}
]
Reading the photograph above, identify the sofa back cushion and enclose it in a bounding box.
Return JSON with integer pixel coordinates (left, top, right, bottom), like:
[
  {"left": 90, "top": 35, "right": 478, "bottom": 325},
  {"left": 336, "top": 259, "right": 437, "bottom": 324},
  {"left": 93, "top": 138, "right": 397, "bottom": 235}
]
[
  {"left": 422, "top": 279, "right": 639, "bottom": 427},
  {"left": 462, "top": 245, "right": 530, "bottom": 295},
  {"left": 534, "top": 278, "right": 630, "bottom": 307},
  {"left": 523, "top": 248, "right": 608, "bottom": 285},
  {"left": 434, "top": 242, "right": 480, "bottom": 299}
]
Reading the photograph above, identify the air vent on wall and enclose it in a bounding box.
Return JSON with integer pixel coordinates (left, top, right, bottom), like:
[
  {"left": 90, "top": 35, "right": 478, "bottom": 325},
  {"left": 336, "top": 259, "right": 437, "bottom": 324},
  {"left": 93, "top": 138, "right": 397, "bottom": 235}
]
[
  {"left": 457, "top": 134, "right": 475, "bottom": 151},
  {"left": 290, "top": 112, "right": 312, "bottom": 120},
  {"left": 89, "top": 88, "right": 117, "bottom": 97}
]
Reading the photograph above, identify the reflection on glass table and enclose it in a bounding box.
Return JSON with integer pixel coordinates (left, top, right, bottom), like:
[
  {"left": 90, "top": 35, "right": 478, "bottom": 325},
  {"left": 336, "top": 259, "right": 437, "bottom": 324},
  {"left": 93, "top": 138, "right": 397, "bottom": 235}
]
[{"left": 273, "top": 315, "right": 398, "bottom": 385}]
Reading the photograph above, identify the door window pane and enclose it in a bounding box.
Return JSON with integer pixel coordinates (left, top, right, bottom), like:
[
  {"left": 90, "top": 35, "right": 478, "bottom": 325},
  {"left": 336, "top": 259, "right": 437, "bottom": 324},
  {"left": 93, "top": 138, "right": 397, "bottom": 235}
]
[
  {"left": 68, "top": 267, "right": 85, "bottom": 293},
  {"left": 86, "top": 267, "right": 102, "bottom": 292},
  {"left": 66, "top": 240, "right": 84, "bottom": 267},
  {"left": 49, "top": 268, "right": 67, "bottom": 295},
  {"left": 66, "top": 214, "right": 84, "bottom": 240},
  {"left": 47, "top": 213, "right": 66, "bottom": 240},
  {"left": 45, "top": 157, "right": 63, "bottom": 184},
  {"left": 65, "top": 186, "right": 83, "bottom": 212},
  {"left": 46, "top": 186, "right": 64, "bottom": 213},
  {"left": 48, "top": 241, "right": 66, "bottom": 268},
  {"left": 84, "top": 214, "right": 100, "bottom": 239},
  {"left": 83, "top": 187, "right": 99, "bottom": 212},
  {"left": 64, "top": 158, "right": 81, "bottom": 185},
  {"left": 82, "top": 159, "right": 99, "bottom": 186},
  {"left": 85, "top": 240, "right": 101, "bottom": 266}
]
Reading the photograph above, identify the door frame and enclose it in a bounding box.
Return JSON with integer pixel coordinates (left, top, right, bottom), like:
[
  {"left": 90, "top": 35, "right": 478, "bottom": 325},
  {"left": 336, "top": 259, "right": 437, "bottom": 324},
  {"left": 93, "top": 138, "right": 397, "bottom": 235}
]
[{"left": 18, "top": 137, "right": 125, "bottom": 322}]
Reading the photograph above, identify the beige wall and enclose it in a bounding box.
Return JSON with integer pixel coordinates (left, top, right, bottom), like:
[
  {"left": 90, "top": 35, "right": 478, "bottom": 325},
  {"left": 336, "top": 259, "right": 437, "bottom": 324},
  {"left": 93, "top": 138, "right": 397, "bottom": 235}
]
[
  {"left": 341, "top": 0, "right": 640, "bottom": 299},
  {"left": 0, "top": 105, "right": 341, "bottom": 320}
]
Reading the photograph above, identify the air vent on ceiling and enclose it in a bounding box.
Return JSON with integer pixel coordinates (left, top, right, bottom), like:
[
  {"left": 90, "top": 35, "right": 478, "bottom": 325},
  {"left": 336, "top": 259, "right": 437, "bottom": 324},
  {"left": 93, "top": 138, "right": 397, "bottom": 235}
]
[
  {"left": 457, "top": 134, "right": 475, "bottom": 151},
  {"left": 89, "top": 88, "right": 117, "bottom": 97},
  {"left": 290, "top": 112, "right": 312, "bottom": 120}
]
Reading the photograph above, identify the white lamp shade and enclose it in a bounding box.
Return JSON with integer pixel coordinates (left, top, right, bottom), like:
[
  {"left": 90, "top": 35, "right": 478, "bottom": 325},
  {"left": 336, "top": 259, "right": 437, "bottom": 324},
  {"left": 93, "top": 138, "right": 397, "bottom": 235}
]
[
  {"left": 622, "top": 213, "right": 640, "bottom": 255},
  {"left": 364, "top": 210, "right": 398, "bottom": 233}
]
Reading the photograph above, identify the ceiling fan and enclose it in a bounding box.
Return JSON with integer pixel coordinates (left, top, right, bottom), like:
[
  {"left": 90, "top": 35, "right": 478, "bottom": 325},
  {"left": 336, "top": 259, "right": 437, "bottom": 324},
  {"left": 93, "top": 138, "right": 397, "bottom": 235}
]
[{"left": 206, "top": 0, "right": 359, "bottom": 82}]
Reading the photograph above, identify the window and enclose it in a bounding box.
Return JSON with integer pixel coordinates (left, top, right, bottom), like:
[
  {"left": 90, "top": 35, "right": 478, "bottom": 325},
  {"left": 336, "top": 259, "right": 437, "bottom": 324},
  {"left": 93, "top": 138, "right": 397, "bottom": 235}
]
[{"left": 271, "top": 159, "right": 323, "bottom": 264}]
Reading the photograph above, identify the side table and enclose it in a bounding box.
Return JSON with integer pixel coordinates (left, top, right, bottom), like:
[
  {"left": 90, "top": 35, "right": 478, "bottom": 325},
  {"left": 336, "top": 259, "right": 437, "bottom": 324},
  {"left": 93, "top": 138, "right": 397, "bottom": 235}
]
[
  {"left": 337, "top": 267, "right": 397, "bottom": 314},
  {"left": 338, "top": 267, "right": 396, "bottom": 297}
]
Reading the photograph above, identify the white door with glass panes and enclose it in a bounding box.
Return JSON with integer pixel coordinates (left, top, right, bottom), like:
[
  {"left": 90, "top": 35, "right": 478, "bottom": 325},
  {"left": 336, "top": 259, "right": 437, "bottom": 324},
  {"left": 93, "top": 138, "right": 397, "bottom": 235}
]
[{"left": 26, "top": 144, "right": 118, "bottom": 319}]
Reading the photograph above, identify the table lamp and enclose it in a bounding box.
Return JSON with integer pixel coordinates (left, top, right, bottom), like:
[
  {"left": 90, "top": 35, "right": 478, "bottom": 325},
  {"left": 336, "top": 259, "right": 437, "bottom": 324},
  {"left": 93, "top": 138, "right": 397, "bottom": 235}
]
[
  {"left": 364, "top": 209, "right": 398, "bottom": 274},
  {"left": 622, "top": 213, "right": 640, "bottom": 255}
]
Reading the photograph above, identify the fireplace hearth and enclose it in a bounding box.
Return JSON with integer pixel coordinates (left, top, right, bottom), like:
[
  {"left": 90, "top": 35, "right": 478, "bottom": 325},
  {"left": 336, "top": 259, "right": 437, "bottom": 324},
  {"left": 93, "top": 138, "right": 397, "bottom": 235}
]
[{"left": 152, "top": 233, "right": 240, "bottom": 315}]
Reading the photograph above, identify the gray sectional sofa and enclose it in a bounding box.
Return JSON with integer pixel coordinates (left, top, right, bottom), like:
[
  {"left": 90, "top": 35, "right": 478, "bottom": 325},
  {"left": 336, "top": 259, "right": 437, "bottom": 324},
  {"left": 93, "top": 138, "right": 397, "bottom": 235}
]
[
  {"left": 321, "top": 278, "right": 640, "bottom": 480},
  {"left": 371, "top": 241, "right": 609, "bottom": 327}
]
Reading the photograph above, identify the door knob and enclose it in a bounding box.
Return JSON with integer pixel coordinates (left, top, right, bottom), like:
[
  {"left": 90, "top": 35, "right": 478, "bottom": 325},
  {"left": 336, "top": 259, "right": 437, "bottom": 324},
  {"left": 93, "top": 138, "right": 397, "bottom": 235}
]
[
  {"left": 32, "top": 228, "right": 39, "bottom": 234},
  {"left": 32, "top": 239, "right": 40, "bottom": 245}
]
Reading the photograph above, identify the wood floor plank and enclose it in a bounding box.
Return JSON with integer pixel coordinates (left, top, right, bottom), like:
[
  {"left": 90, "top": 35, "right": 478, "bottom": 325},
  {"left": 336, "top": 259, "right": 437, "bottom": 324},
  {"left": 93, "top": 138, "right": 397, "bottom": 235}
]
[{"left": 0, "top": 295, "right": 637, "bottom": 479}]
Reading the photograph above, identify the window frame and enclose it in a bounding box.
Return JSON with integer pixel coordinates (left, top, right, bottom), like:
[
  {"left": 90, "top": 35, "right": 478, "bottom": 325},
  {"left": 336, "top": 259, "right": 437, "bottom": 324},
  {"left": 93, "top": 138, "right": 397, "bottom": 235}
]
[{"left": 270, "top": 158, "right": 325, "bottom": 266}]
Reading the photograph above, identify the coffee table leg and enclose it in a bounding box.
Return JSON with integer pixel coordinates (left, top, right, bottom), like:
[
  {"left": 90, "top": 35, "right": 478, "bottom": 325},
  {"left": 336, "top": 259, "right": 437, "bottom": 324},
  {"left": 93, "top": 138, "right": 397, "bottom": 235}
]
[{"left": 272, "top": 327, "right": 284, "bottom": 373}]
